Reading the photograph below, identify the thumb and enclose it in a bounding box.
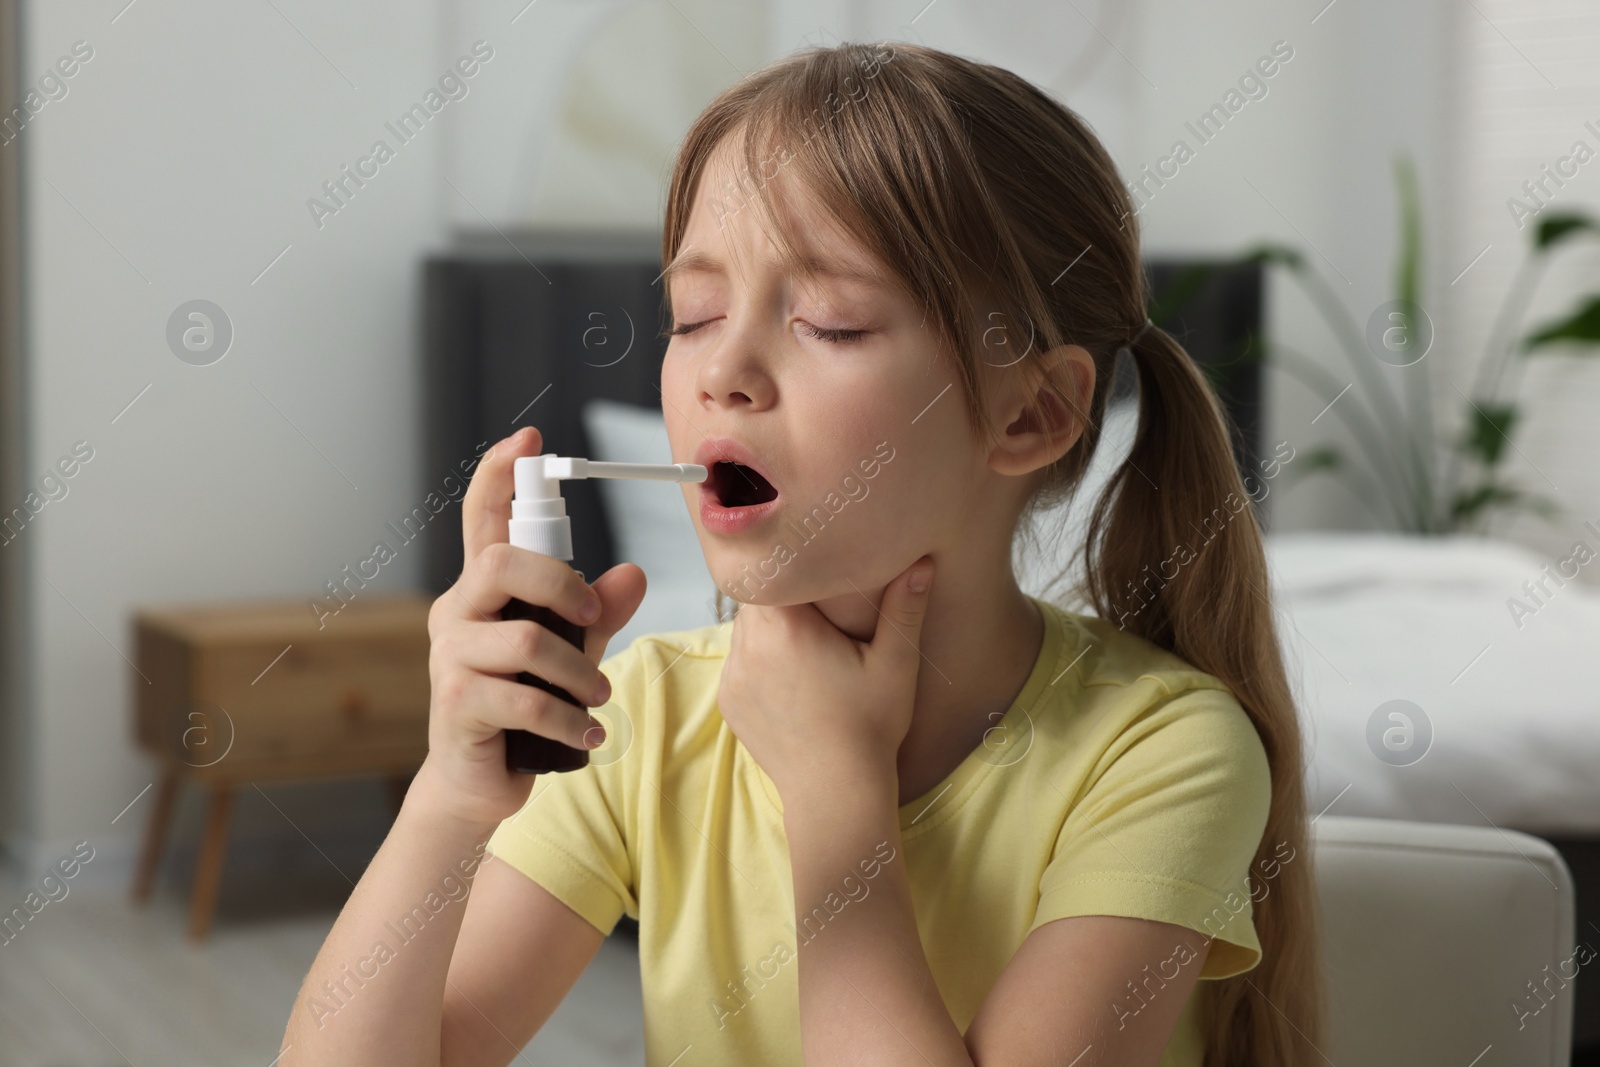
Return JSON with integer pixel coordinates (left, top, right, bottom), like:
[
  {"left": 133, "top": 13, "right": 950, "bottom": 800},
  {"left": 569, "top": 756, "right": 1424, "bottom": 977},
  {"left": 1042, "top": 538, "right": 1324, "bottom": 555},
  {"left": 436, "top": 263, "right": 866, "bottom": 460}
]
[
  {"left": 871, "top": 555, "right": 935, "bottom": 661},
  {"left": 583, "top": 562, "right": 648, "bottom": 664}
]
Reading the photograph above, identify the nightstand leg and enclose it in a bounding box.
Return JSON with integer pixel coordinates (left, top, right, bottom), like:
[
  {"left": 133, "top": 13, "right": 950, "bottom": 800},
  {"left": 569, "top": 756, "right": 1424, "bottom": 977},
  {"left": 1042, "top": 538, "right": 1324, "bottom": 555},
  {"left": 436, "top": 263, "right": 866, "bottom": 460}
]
[
  {"left": 131, "top": 766, "right": 181, "bottom": 905},
  {"left": 187, "top": 785, "right": 234, "bottom": 941}
]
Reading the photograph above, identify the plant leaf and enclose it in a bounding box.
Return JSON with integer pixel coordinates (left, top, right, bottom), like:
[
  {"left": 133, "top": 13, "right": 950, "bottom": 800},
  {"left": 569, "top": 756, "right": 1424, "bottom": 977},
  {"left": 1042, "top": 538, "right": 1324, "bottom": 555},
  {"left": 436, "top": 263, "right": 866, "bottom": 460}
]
[
  {"left": 1522, "top": 492, "right": 1564, "bottom": 521},
  {"left": 1523, "top": 296, "right": 1600, "bottom": 351},
  {"left": 1449, "top": 482, "right": 1521, "bottom": 524},
  {"left": 1395, "top": 155, "right": 1421, "bottom": 311},
  {"left": 1236, "top": 242, "right": 1305, "bottom": 273},
  {"left": 1534, "top": 212, "right": 1599, "bottom": 251},
  {"left": 1462, "top": 402, "right": 1518, "bottom": 467},
  {"left": 1446, "top": 482, "right": 1562, "bottom": 528},
  {"left": 1284, "top": 447, "right": 1342, "bottom": 484}
]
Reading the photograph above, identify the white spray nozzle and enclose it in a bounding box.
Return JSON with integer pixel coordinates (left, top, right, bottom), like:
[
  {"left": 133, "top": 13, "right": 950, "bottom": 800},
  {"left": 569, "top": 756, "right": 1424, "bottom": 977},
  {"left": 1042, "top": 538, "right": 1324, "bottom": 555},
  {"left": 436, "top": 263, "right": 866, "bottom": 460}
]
[
  {"left": 543, "top": 457, "right": 708, "bottom": 484},
  {"left": 509, "top": 454, "right": 708, "bottom": 561}
]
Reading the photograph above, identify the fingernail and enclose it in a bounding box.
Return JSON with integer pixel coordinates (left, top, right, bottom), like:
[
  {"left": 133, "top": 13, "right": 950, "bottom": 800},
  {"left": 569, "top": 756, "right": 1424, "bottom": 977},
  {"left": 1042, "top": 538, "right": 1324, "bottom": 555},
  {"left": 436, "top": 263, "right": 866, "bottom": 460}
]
[
  {"left": 580, "top": 593, "right": 601, "bottom": 622},
  {"left": 593, "top": 676, "right": 612, "bottom": 705},
  {"left": 584, "top": 720, "right": 608, "bottom": 748},
  {"left": 512, "top": 426, "right": 530, "bottom": 445},
  {"left": 908, "top": 563, "right": 932, "bottom": 593}
]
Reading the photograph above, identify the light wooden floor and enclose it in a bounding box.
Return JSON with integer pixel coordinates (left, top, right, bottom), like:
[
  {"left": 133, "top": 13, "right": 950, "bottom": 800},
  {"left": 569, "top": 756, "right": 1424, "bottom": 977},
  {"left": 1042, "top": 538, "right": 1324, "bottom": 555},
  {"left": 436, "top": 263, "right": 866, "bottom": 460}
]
[{"left": 0, "top": 864, "right": 646, "bottom": 1066}]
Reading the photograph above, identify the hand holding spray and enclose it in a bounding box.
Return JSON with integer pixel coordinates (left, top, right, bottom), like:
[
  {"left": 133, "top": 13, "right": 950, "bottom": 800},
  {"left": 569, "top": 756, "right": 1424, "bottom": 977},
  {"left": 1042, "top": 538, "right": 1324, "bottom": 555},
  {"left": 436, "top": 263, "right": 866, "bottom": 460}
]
[{"left": 504, "top": 453, "right": 707, "bottom": 774}]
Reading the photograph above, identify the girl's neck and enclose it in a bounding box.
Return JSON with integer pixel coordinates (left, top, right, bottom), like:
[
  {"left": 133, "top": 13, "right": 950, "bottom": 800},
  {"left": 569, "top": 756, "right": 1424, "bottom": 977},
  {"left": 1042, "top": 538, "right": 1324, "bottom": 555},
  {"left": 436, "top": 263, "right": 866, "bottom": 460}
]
[{"left": 811, "top": 554, "right": 1046, "bottom": 808}]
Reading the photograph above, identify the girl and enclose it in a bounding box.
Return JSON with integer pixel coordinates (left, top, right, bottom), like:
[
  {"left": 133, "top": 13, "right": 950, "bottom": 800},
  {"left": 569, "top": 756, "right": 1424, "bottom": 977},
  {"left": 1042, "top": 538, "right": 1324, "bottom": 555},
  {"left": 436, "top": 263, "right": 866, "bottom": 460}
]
[{"left": 284, "top": 40, "right": 1323, "bottom": 1067}]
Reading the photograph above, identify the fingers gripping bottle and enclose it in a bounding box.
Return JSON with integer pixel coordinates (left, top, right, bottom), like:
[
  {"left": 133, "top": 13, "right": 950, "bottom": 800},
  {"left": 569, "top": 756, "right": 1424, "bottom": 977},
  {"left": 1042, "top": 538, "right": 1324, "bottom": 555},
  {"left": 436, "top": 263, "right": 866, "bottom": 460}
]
[{"left": 503, "top": 453, "right": 707, "bottom": 774}]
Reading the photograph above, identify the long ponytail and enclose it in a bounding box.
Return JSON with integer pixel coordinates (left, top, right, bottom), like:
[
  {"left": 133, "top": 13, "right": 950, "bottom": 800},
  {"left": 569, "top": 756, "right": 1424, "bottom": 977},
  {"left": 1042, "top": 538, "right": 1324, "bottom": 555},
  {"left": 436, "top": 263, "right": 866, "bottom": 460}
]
[{"left": 1084, "top": 319, "right": 1326, "bottom": 1066}]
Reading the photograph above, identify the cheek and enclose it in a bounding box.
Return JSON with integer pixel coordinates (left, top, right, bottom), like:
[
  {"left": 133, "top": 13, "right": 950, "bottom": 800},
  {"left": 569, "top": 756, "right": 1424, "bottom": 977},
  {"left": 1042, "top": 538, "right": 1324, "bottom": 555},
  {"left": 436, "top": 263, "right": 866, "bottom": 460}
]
[
  {"left": 790, "top": 355, "right": 967, "bottom": 497},
  {"left": 792, "top": 407, "right": 956, "bottom": 537},
  {"left": 790, "top": 355, "right": 922, "bottom": 435},
  {"left": 661, "top": 346, "right": 690, "bottom": 399},
  {"left": 660, "top": 352, "right": 696, "bottom": 446}
]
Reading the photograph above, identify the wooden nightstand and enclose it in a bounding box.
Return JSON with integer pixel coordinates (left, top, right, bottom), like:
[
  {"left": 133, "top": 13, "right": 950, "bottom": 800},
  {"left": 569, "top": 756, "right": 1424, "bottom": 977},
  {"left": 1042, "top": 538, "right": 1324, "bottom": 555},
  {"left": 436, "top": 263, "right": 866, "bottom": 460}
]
[{"left": 130, "top": 593, "right": 434, "bottom": 939}]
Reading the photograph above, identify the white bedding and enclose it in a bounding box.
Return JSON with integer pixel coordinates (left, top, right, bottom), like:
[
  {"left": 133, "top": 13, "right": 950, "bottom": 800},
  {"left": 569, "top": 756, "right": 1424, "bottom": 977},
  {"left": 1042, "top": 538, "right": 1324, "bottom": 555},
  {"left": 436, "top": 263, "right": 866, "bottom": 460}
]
[
  {"left": 582, "top": 398, "right": 1600, "bottom": 837},
  {"left": 1269, "top": 531, "right": 1600, "bottom": 836}
]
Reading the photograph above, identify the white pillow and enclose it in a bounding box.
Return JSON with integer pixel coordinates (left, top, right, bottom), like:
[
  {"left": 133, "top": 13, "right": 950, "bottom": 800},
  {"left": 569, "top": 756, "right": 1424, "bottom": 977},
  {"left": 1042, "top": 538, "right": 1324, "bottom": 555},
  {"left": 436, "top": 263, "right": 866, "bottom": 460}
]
[
  {"left": 581, "top": 399, "right": 719, "bottom": 643},
  {"left": 1014, "top": 396, "right": 1140, "bottom": 605}
]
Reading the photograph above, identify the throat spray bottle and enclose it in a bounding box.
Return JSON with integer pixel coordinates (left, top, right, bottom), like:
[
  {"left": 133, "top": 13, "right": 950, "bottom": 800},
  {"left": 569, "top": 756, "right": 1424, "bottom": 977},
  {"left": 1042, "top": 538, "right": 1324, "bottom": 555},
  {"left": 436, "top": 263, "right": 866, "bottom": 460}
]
[{"left": 504, "top": 453, "right": 707, "bottom": 774}]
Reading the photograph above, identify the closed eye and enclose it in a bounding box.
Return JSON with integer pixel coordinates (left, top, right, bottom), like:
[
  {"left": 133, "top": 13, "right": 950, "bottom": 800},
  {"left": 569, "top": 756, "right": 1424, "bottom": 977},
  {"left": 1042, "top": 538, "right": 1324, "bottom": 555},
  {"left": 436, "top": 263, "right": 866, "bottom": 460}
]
[
  {"left": 799, "top": 322, "right": 869, "bottom": 344},
  {"left": 665, "top": 319, "right": 714, "bottom": 338},
  {"left": 665, "top": 319, "right": 870, "bottom": 344}
]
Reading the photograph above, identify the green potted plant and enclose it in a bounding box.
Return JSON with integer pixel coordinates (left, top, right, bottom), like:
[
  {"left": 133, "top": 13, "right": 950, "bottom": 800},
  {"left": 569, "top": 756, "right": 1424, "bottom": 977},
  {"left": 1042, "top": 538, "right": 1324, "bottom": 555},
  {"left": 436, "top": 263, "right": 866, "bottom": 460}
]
[{"left": 1165, "top": 156, "right": 1600, "bottom": 534}]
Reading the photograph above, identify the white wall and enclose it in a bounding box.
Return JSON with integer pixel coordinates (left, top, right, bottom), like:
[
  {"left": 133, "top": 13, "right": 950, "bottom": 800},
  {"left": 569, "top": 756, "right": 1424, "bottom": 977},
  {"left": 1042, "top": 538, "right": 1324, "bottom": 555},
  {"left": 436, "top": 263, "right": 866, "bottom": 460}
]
[
  {"left": 1132, "top": 1, "right": 1461, "bottom": 534},
  {"left": 5, "top": 0, "right": 1476, "bottom": 883},
  {"left": 1449, "top": 1, "right": 1600, "bottom": 565},
  {"left": 447, "top": 0, "right": 772, "bottom": 229},
  {"left": 11, "top": 0, "right": 466, "bottom": 881}
]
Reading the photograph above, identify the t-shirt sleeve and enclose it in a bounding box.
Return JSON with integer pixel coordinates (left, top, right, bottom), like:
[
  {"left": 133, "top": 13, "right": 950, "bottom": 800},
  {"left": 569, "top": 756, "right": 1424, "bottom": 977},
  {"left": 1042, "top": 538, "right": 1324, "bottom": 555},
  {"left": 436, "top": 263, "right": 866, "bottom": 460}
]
[
  {"left": 1028, "top": 681, "right": 1274, "bottom": 979},
  {"left": 485, "top": 638, "right": 648, "bottom": 937}
]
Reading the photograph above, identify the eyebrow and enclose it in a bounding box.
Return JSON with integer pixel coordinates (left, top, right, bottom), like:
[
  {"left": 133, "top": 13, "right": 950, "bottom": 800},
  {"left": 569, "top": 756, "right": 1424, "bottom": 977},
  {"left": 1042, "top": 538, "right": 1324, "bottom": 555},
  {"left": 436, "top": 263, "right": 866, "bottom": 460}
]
[{"left": 659, "top": 247, "right": 892, "bottom": 290}]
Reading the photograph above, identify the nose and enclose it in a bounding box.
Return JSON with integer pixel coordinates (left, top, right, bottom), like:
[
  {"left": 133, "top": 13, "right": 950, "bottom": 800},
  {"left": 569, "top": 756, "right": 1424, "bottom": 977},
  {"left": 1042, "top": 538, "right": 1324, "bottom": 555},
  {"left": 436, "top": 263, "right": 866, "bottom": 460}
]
[{"left": 694, "top": 313, "right": 776, "bottom": 412}]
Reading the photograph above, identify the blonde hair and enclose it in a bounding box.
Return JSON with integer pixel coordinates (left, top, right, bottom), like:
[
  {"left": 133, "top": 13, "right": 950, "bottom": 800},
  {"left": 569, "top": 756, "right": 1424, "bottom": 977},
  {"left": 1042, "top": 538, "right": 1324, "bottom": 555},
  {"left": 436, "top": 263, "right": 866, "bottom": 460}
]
[{"left": 664, "top": 40, "right": 1323, "bottom": 1065}]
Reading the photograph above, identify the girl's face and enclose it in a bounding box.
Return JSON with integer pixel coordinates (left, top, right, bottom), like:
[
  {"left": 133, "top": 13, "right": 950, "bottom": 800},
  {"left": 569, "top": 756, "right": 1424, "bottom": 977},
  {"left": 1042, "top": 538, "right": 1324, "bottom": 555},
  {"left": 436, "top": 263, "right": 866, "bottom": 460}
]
[{"left": 661, "top": 136, "right": 1003, "bottom": 606}]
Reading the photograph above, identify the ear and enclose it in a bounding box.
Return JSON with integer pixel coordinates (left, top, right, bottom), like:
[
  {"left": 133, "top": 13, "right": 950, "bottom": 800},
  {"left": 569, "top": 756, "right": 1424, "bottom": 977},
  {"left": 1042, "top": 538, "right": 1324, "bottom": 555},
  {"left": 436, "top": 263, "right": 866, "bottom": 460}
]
[{"left": 985, "top": 343, "right": 1095, "bottom": 478}]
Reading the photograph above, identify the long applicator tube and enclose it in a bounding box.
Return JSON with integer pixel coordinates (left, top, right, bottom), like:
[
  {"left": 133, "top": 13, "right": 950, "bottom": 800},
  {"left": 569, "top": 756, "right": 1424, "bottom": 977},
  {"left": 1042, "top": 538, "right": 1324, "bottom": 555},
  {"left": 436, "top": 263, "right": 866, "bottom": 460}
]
[
  {"left": 502, "top": 453, "right": 707, "bottom": 774},
  {"left": 546, "top": 457, "right": 707, "bottom": 482}
]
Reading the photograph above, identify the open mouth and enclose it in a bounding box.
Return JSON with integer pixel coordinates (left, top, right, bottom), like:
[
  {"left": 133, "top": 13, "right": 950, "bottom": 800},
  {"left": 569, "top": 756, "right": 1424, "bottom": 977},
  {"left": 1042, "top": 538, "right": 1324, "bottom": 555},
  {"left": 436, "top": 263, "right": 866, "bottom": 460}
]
[{"left": 709, "top": 461, "right": 779, "bottom": 508}]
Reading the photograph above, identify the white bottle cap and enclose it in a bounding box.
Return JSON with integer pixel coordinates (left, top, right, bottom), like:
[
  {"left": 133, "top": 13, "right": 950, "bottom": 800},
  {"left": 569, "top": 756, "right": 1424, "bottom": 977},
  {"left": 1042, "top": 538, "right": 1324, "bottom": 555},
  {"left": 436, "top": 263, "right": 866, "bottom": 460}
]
[{"left": 510, "top": 454, "right": 574, "bottom": 561}]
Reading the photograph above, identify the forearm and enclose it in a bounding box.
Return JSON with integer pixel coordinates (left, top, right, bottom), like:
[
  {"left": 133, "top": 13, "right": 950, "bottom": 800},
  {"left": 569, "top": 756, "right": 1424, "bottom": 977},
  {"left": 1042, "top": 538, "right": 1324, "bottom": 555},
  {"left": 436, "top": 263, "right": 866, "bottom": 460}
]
[
  {"left": 784, "top": 767, "right": 972, "bottom": 1066},
  {"left": 282, "top": 760, "right": 497, "bottom": 1067}
]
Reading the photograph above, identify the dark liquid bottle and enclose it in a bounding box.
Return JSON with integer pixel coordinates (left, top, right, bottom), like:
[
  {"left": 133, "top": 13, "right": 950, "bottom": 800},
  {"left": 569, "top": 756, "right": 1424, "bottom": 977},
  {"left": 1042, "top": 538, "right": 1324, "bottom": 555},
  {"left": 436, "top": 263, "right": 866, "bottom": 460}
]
[{"left": 501, "top": 585, "right": 591, "bottom": 774}]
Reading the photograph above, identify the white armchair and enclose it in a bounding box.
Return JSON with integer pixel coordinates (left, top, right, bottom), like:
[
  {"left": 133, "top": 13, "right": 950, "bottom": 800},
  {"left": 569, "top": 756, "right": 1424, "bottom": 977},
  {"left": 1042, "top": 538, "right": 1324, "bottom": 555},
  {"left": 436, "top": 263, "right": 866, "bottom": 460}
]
[{"left": 1315, "top": 816, "right": 1577, "bottom": 1066}]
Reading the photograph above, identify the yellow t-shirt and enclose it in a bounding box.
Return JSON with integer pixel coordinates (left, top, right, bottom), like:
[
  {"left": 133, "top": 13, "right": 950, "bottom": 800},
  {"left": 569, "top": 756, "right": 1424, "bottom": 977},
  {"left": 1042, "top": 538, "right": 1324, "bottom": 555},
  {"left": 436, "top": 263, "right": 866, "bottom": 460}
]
[{"left": 487, "top": 594, "right": 1272, "bottom": 1066}]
